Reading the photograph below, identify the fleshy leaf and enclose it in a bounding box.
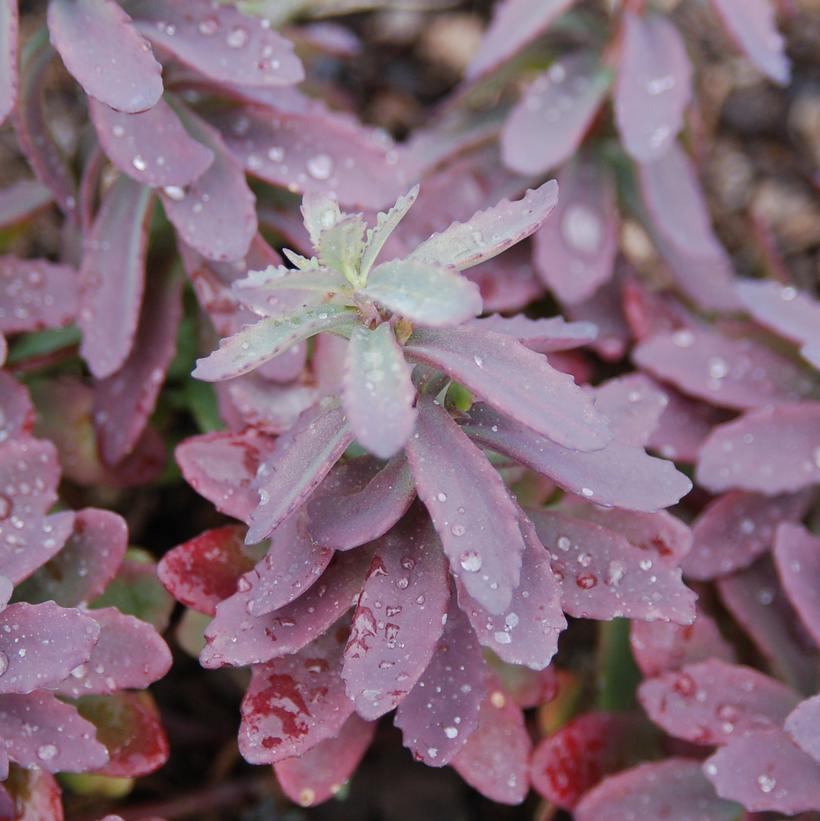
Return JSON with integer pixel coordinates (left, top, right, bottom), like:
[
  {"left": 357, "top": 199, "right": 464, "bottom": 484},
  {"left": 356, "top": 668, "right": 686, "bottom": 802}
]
[
  {"left": 469, "top": 314, "right": 598, "bottom": 353},
  {"left": 78, "top": 175, "right": 153, "bottom": 379},
  {"left": 785, "top": 696, "right": 820, "bottom": 765},
  {"left": 47, "top": 0, "right": 162, "bottom": 113},
  {"left": 406, "top": 398, "right": 524, "bottom": 615},
  {"left": 343, "top": 323, "right": 417, "bottom": 458},
  {"left": 360, "top": 185, "right": 419, "bottom": 277},
  {"left": 697, "top": 403, "right": 820, "bottom": 494},
  {"left": 394, "top": 601, "right": 485, "bottom": 766},
  {"left": 0, "top": 256, "right": 79, "bottom": 334},
  {"left": 533, "top": 159, "right": 618, "bottom": 304},
  {"left": 592, "top": 374, "right": 669, "bottom": 448},
  {"left": 0, "top": 372, "right": 34, "bottom": 442},
  {"left": 529, "top": 508, "right": 696, "bottom": 623},
  {"left": 565, "top": 272, "right": 631, "bottom": 361},
  {"left": 614, "top": 11, "right": 692, "bottom": 162},
  {"left": 406, "top": 326, "right": 610, "bottom": 452},
  {"left": 409, "top": 181, "right": 558, "bottom": 272},
  {"left": 0, "top": 0, "right": 17, "bottom": 125},
  {"left": 501, "top": 55, "right": 610, "bottom": 175},
  {"left": 773, "top": 523, "right": 820, "bottom": 646},
  {"left": 238, "top": 626, "right": 354, "bottom": 764}
]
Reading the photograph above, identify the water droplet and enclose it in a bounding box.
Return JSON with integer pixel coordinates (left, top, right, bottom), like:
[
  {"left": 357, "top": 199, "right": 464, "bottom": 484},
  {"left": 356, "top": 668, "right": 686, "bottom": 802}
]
[
  {"left": 557, "top": 536, "right": 571, "bottom": 551},
  {"left": 163, "top": 185, "right": 185, "bottom": 201},
  {"left": 267, "top": 146, "right": 285, "bottom": 162},
  {"left": 444, "top": 726, "right": 458, "bottom": 739},
  {"left": 646, "top": 75, "right": 675, "bottom": 95},
  {"left": 298, "top": 788, "right": 316, "bottom": 806},
  {"left": 490, "top": 690, "right": 506, "bottom": 708},
  {"left": 307, "top": 153, "right": 334, "bottom": 180},
  {"left": 562, "top": 204, "right": 602, "bottom": 254},
  {"left": 757, "top": 774, "right": 776, "bottom": 793},
  {"left": 708, "top": 357, "right": 729, "bottom": 380},
  {"left": 473, "top": 355, "right": 484, "bottom": 368},
  {"left": 581, "top": 487, "right": 594, "bottom": 497},
  {"left": 459, "top": 551, "right": 482, "bottom": 572},
  {"left": 132, "top": 155, "right": 147, "bottom": 172},
  {"left": 639, "top": 558, "right": 653, "bottom": 571},
  {"left": 198, "top": 16, "right": 219, "bottom": 35},
  {"left": 673, "top": 329, "right": 694, "bottom": 347},
  {"left": 227, "top": 26, "right": 249, "bottom": 48},
  {"left": 450, "top": 524, "right": 466, "bottom": 537},
  {"left": 576, "top": 573, "right": 597, "bottom": 589},
  {"left": 436, "top": 492, "right": 447, "bottom": 502},
  {"left": 494, "top": 630, "right": 512, "bottom": 644},
  {"left": 37, "top": 744, "right": 57, "bottom": 762}
]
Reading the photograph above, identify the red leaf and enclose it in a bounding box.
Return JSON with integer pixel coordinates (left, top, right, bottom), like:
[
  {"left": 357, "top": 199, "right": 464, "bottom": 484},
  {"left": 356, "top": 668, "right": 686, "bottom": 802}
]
[
  {"left": 0, "top": 256, "right": 79, "bottom": 334},
  {"left": 773, "top": 523, "right": 820, "bottom": 646},
  {"left": 785, "top": 695, "right": 820, "bottom": 765}
]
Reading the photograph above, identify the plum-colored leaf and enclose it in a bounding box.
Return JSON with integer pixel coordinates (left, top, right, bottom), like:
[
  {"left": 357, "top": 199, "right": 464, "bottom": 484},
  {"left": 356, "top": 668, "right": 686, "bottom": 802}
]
[
  {"left": 592, "top": 373, "right": 669, "bottom": 448},
  {"left": 410, "top": 181, "right": 558, "bottom": 272},
  {"left": 631, "top": 610, "right": 736, "bottom": 678},
  {"left": 274, "top": 713, "right": 375, "bottom": 807},
  {"left": 697, "top": 403, "right": 820, "bottom": 494},
  {"left": 342, "top": 510, "right": 449, "bottom": 719},
  {"left": 533, "top": 159, "right": 618, "bottom": 304},
  {"left": 406, "top": 326, "right": 610, "bottom": 452},
  {"left": 193, "top": 306, "right": 353, "bottom": 382},
  {"left": 773, "top": 523, "right": 820, "bottom": 646},
  {"left": 306, "top": 456, "right": 416, "bottom": 552},
  {"left": 465, "top": 0, "right": 577, "bottom": 81},
  {"left": 709, "top": 0, "right": 790, "bottom": 84},
  {"left": 464, "top": 244, "right": 545, "bottom": 314},
  {"left": 0, "top": 0, "right": 17, "bottom": 125},
  {"left": 225, "top": 377, "right": 318, "bottom": 435},
  {"left": 238, "top": 626, "right": 354, "bottom": 764},
  {"left": 94, "top": 266, "right": 182, "bottom": 464},
  {"left": 77, "top": 692, "right": 168, "bottom": 778},
  {"left": 565, "top": 272, "right": 631, "bottom": 361},
  {"left": 90, "top": 98, "right": 213, "bottom": 188},
  {"left": 0, "top": 602, "right": 99, "bottom": 694},
  {"left": 48, "top": 0, "right": 161, "bottom": 112},
  {"left": 458, "top": 513, "right": 565, "bottom": 670},
  {"left": 718, "top": 558, "right": 816, "bottom": 695},
  {"left": 131, "top": 0, "right": 303, "bottom": 87},
  {"left": 406, "top": 398, "right": 523, "bottom": 615},
  {"left": 0, "top": 256, "right": 79, "bottom": 334},
  {"left": 704, "top": 728, "right": 820, "bottom": 814},
  {"left": 0, "top": 692, "right": 108, "bottom": 772},
  {"left": 639, "top": 660, "right": 800, "bottom": 746},
  {"left": 451, "top": 684, "right": 531, "bottom": 805},
  {"left": 343, "top": 323, "right": 417, "bottom": 458},
  {"left": 0, "top": 372, "right": 34, "bottom": 442},
  {"left": 501, "top": 54, "right": 610, "bottom": 175},
  {"left": 16, "top": 508, "right": 128, "bottom": 607},
  {"left": 247, "top": 402, "right": 353, "bottom": 544},
  {"left": 158, "top": 525, "right": 257, "bottom": 615},
  {"left": 785, "top": 696, "right": 820, "bottom": 765},
  {"left": 683, "top": 491, "right": 813, "bottom": 580},
  {"left": 529, "top": 508, "right": 696, "bottom": 623},
  {"left": 737, "top": 280, "right": 820, "bottom": 369},
  {"left": 394, "top": 601, "right": 486, "bottom": 766},
  {"left": 576, "top": 758, "right": 740, "bottom": 821},
  {"left": 201, "top": 548, "right": 372, "bottom": 669},
  {"left": 531, "top": 712, "right": 651, "bottom": 809},
  {"left": 615, "top": 12, "right": 692, "bottom": 162},
  {"left": 78, "top": 175, "right": 152, "bottom": 379},
  {"left": 176, "top": 429, "right": 277, "bottom": 522},
  {"left": 470, "top": 314, "right": 597, "bottom": 353},
  {"left": 0, "top": 179, "right": 51, "bottom": 227},
  {"left": 633, "top": 327, "right": 814, "bottom": 411},
  {"left": 464, "top": 403, "right": 692, "bottom": 513},
  {"left": 53, "top": 608, "right": 171, "bottom": 698}
]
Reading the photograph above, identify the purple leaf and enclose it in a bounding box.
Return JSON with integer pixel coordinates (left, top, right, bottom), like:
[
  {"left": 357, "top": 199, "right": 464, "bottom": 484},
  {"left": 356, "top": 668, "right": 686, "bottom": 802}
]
[
  {"left": 274, "top": 713, "right": 375, "bottom": 807},
  {"left": 131, "top": 0, "right": 303, "bottom": 87},
  {"left": 342, "top": 323, "right": 417, "bottom": 458},
  {"left": 458, "top": 513, "right": 565, "bottom": 670},
  {"left": 0, "top": 371, "right": 34, "bottom": 442},
  {"left": 469, "top": 314, "right": 598, "bottom": 353},
  {"left": 683, "top": 491, "right": 813, "bottom": 580},
  {"left": 0, "top": 602, "right": 99, "bottom": 694},
  {"left": 394, "top": 601, "right": 486, "bottom": 766},
  {"left": 247, "top": 402, "right": 353, "bottom": 544},
  {"left": 47, "top": 0, "right": 161, "bottom": 112},
  {"left": 406, "top": 326, "right": 610, "bottom": 451},
  {"left": 90, "top": 98, "right": 214, "bottom": 188},
  {"left": 409, "top": 180, "right": 559, "bottom": 272},
  {"left": 785, "top": 696, "right": 820, "bottom": 765},
  {"left": 631, "top": 610, "right": 737, "bottom": 678},
  {"left": 576, "top": 758, "right": 740, "bottom": 821},
  {"left": 464, "top": 244, "right": 544, "bottom": 314},
  {"left": 697, "top": 403, "right": 820, "bottom": 494},
  {"left": 529, "top": 508, "right": 696, "bottom": 623},
  {"left": 773, "top": 523, "right": 820, "bottom": 646},
  {"left": 451, "top": 683, "right": 531, "bottom": 805},
  {"left": 464, "top": 403, "right": 691, "bottom": 513},
  {"left": 201, "top": 549, "right": 372, "bottom": 669},
  {"left": 565, "top": 272, "right": 631, "bottom": 361},
  {"left": 225, "top": 377, "right": 318, "bottom": 435},
  {"left": 709, "top": 0, "right": 790, "bottom": 84},
  {"left": 406, "top": 398, "right": 524, "bottom": 615},
  {"left": 94, "top": 266, "right": 182, "bottom": 464},
  {"left": 78, "top": 175, "right": 153, "bottom": 379},
  {"left": 193, "top": 306, "right": 354, "bottom": 382},
  {"left": 639, "top": 660, "right": 800, "bottom": 746},
  {"left": 53, "top": 608, "right": 171, "bottom": 697},
  {"left": 592, "top": 373, "right": 669, "bottom": 448},
  {"left": 0, "top": 0, "right": 17, "bottom": 125},
  {"left": 737, "top": 280, "right": 820, "bottom": 369},
  {"left": 704, "top": 728, "right": 820, "bottom": 814},
  {"left": 633, "top": 327, "right": 814, "bottom": 411},
  {"left": 615, "top": 12, "right": 692, "bottom": 162},
  {"left": 306, "top": 456, "right": 416, "bottom": 552},
  {"left": 533, "top": 159, "right": 618, "bottom": 305},
  {"left": 0, "top": 256, "right": 79, "bottom": 334},
  {"left": 0, "top": 179, "right": 52, "bottom": 228},
  {"left": 176, "top": 429, "right": 277, "bottom": 522},
  {"left": 238, "top": 625, "right": 354, "bottom": 764},
  {"left": 0, "top": 692, "right": 108, "bottom": 772},
  {"left": 342, "top": 510, "right": 449, "bottom": 719},
  {"left": 501, "top": 54, "right": 610, "bottom": 175}
]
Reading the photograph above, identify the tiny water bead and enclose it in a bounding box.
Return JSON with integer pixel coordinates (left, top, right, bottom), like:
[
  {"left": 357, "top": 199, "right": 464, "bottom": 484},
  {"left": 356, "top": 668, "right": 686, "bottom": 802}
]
[
  {"left": 757, "top": 773, "right": 776, "bottom": 793},
  {"left": 459, "top": 551, "right": 482, "bottom": 572},
  {"left": 37, "top": 744, "right": 58, "bottom": 762},
  {"left": 306, "top": 154, "right": 334, "bottom": 180}
]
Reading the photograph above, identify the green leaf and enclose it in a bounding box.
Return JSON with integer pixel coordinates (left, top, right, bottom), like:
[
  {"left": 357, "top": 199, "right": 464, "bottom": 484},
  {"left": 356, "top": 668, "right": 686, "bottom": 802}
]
[
  {"left": 596, "top": 618, "right": 641, "bottom": 711},
  {"left": 317, "top": 213, "right": 367, "bottom": 284},
  {"left": 7, "top": 325, "right": 80, "bottom": 364}
]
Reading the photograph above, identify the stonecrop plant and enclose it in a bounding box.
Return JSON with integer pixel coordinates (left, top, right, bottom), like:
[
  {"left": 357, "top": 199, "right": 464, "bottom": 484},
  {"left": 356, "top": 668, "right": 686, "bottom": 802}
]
[{"left": 0, "top": 0, "right": 819, "bottom": 818}]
